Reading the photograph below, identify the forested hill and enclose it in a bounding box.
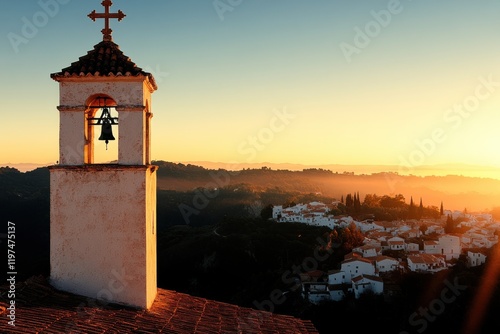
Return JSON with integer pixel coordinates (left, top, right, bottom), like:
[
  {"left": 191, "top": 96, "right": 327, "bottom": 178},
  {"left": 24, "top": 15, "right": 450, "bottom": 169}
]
[{"left": 153, "top": 161, "right": 500, "bottom": 213}]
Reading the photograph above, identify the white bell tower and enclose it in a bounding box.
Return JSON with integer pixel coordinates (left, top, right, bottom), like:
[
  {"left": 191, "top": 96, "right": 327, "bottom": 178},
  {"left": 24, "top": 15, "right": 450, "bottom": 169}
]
[{"left": 49, "top": 1, "right": 158, "bottom": 309}]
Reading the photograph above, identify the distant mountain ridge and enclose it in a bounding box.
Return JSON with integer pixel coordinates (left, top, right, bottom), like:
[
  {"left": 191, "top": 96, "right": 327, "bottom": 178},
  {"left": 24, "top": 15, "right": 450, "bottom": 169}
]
[
  {"left": 176, "top": 161, "right": 500, "bottom": 180},
  {"left": 152, "top": 161, "right": 500, "bottom": 213},
  {"left": 3, "top": 161, "right": 499, "bottom": 179},
  {"left": 2, "top": 161, "right": 500, "bottom": 212}
]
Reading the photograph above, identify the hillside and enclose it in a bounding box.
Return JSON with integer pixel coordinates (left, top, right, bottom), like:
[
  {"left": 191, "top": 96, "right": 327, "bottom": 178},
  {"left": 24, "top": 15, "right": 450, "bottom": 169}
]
[
  {"left": 154, "top": 161, "right": 500, "bottom": 212},
  {"left": 2, "top": 162, "right": 500, "bottom": 213}
]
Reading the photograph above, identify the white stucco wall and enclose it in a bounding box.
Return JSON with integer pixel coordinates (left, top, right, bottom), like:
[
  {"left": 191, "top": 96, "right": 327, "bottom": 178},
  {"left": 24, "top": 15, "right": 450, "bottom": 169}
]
[{"left": 49, "top": 165, "right": 157, "bottom": 309}]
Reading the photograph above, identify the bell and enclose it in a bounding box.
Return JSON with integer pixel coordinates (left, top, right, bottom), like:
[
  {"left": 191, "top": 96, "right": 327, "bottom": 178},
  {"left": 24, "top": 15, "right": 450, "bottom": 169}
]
[{"left": 98, "top": 118, "right": 115, "bottom": 149}]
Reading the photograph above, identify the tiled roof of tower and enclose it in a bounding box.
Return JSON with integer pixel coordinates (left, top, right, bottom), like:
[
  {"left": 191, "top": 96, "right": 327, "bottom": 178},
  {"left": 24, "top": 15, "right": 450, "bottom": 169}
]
[
  {"left": 50, "top": 40, "right": 158, "bottom": 90},
  {"left": 0, "top": 276, "right": 319, "bottom": 334}
]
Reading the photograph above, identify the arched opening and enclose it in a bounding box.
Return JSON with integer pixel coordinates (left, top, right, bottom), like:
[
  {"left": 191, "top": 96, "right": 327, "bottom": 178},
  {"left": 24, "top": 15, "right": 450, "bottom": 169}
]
[{"left": 85, "top": 94, "right": 119, "bottom": 164}]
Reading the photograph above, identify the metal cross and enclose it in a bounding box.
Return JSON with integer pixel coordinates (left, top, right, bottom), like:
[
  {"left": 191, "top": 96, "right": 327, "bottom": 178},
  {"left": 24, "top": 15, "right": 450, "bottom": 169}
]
[{"left": 88, "top": 0, "right": 126, "bottom": 42}]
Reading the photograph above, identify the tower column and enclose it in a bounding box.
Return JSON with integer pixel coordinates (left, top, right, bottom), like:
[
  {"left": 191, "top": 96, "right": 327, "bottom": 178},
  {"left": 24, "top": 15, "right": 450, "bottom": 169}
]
[
  {"left": 117, "top": 106, "right": 147, "bottom": 165},
  {"left": 58, "top": 106, "right": 87, "bottom": 166}
]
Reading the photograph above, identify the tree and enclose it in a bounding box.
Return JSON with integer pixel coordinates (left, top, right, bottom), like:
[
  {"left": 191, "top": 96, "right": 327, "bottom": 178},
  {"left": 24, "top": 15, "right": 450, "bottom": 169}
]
[
  {"left": 419, "top": 224, "right": 428, "bottom": 235},
  {"left": 440, "top": 201, "right": 444, "bottom": 216},
  {"left": 409, "top": 196, "right": 415, "bottom": 218},
  {"left": 418, "top": 198, "right": 424, "bottom": 219},
  {"left": 354, "top": 192, "right": 361, "bottom": 212},
  {"left": 380, "top": 194, "right": 405, "bottom": 208},
  {"left": 260, "top": 204, "right": 273, "bottom": 220},
  {"left": 363, "top": 194, "right": 381, "bottom": 207},
  {"left": 445, "top": 214, "right": 456, "bottom": 233},
  {"left": 345, "top": 193, "right": 353, "bottom": 208}
]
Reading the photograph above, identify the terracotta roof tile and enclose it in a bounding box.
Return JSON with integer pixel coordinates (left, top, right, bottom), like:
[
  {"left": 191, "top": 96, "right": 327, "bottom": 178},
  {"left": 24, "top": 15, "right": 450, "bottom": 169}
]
[
  {"left": 0, "top": 276, "right": 318, "bottom": 334},
  {"left": 50, "top": 40, "right": 157, "bottom": 90}
]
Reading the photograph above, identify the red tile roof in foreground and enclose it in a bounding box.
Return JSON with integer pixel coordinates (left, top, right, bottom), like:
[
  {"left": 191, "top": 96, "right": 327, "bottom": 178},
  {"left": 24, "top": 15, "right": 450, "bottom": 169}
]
[
  {"left": 0, "top": 276, "right": 318, "bottom": 334},
  {"left": 50, "top": 40, "right": 158, "bottom": 90}
]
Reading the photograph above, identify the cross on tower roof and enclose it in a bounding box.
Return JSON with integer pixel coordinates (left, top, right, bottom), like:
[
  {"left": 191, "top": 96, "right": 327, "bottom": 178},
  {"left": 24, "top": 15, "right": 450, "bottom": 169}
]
[{"left": 88, "top": 0, "right": 126, "bottom": 42}]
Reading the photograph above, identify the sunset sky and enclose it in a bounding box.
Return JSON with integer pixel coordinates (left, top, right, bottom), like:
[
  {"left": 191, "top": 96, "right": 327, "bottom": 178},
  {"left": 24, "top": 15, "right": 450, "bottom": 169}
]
[{"left": 1, "top": 0, "right": 500, "bottom": 177}]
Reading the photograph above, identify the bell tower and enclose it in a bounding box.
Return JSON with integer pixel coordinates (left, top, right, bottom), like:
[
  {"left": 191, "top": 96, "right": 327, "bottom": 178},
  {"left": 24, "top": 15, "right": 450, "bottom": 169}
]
[{"left": 49, "top": 1, "right": 158, "bottom": 309}]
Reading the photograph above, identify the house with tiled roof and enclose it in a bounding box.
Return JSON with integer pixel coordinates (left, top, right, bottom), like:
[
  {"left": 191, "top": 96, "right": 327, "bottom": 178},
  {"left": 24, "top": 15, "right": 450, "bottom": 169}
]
[
  {"left": 398, "top": 228, "right": 421, "bottom": 239},
  {"left": 328, "top": 285, "right": 347, "bottom": 302},
  {"left": 327, "top": 269, "right": 348, "bottom": 285},
  {"left": 387, "top": 236, "right": 405, "bottom": 251},
  {"left": 438, "top": 234, "right": 461, "bottom": 260},
  {"left": 339, "top": 257, "right": 376, "bottom": 282},
  {"left": 365, "top": 230, "right": 393, "bottom": 242},
  {"left": 351, "top": 275, "right": 384, "bottom": 299},
  {"left": 425, "top": 224, "right": 445, "bottom": 235},
  {"left": 423, "top": 240, "right": 440, "bottom": 255},
  {"left": 462, "top": 227, "right": 499, "bottom": 249},
  {"left": 300, "top": 270, "right": 326, "bottom": 283},
  {"left": 373, "top": 221, "right": 398, "bottom": 233},
  {"left": 356, "top": 219, "right": 385, "bottom": 233},
  {"left": 466, "top": 249, "right": 488, "bottom": 267},
  {"left": 373, "top": 255, "right": 400, "bottom": 273},
  {"left": 301, "top": 282, "right": 330, "bottom": 305},
  {"left": 407, "top": 254, "right": 447, "bottom": 273},
  {"left": 405, "top": 242, "right": 420, "bottom": 252},
  {"left": 272, "top": 202, "right": 339, "bottom": 228},
  {"left": 352, "top": 244, "right": 382, "bottom": 258}
]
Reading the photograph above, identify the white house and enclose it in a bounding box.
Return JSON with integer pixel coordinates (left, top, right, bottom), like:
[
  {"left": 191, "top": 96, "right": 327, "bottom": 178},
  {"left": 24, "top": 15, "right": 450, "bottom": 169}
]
[
  {"left": 423, "top": 240, "right": 440, "bottom": 255},
  {"left": 328, "top": 270, "right": 349, "bottom": 285},
  {"left": 406, "top": 242, "right": 420, "bottom": 252},
  {"left": 467, "top": 250, "right": 488, "bottom": 267},
  {"left": 373, "top": 255, "right": 400, "bottom": 273},
  {"left": 356, "top": 220, "right": 385, "bottom": 233},
  {"left": 438, "top": 234, "right": 461, "bottom": 260},
  {"left": 426, "top": 225, "right": 445, "bottom": 235},
  {"left": 273, "top": 202, "right": 342, "bottom": 229},
  {"left": 387, "top": 236, "right": 405, "bottom": 251},
  {"left": 328, "top": 286, "right": 347, "bottom": 302},
  {"left": 340, "top": 257, "right": 376, "bottom": 281},
  {"left": 302, "top": 282, "right": 330, "bottom": 305},
  {"left": 407, "top": 254, "right": 446, "bottom": 273},
  {"left": 351, "top": 274, "right": 384, "bottom": 299},
  {"left": 352, "top": 244, "right": 381, "bottom": 258}
]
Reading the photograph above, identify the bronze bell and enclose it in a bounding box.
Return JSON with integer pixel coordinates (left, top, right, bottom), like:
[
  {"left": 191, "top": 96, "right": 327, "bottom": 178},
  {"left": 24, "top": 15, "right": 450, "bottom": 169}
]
[{"left": 98, "top": 118, "right": 115, "bottom": 149}]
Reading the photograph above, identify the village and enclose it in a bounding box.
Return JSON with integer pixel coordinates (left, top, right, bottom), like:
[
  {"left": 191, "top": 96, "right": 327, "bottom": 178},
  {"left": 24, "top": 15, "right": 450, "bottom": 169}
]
[{"left": 272, "top": 201, "right": 499, "bottom": 304}]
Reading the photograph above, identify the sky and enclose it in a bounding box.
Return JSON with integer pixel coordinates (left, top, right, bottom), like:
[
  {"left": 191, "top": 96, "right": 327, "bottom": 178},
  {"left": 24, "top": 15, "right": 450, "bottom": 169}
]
[{"left": 1, "top": 0, "right": 500, "bottom": 177}]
